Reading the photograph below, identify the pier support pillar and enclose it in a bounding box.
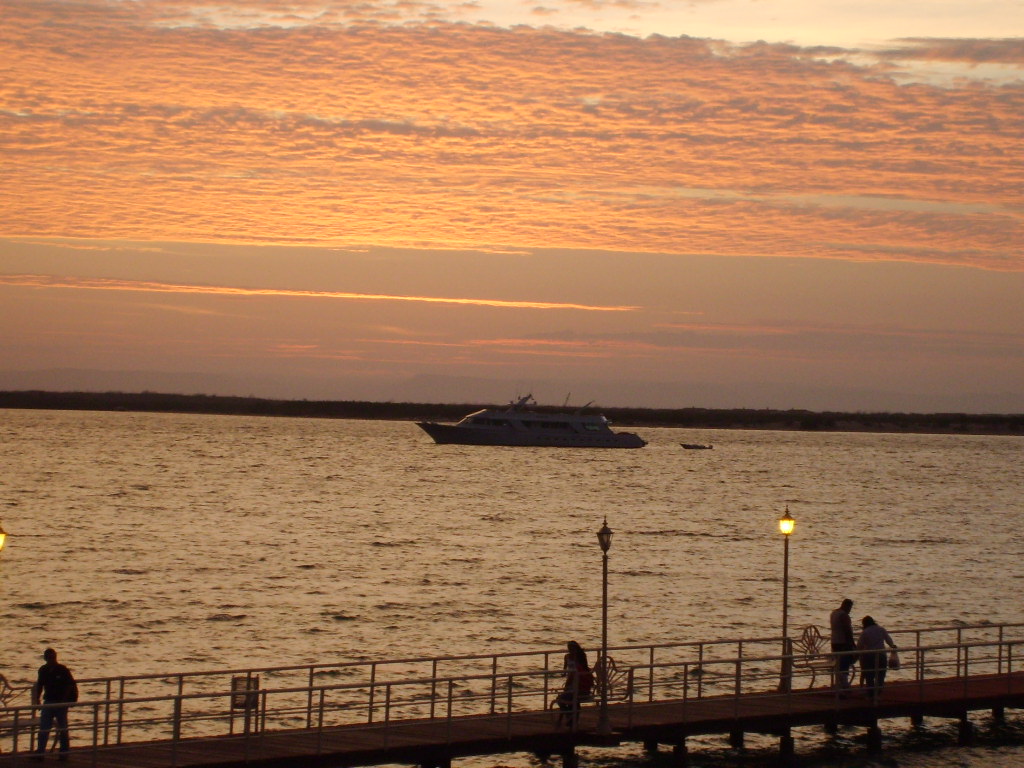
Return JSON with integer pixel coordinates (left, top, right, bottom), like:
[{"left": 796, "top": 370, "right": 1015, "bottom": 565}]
[
  {"left": 643, "top": 738, "right": 659, "bottom": 754},
  {"left": 866, "top": 723, "right": 882, "bottom": 753},
  {"left": 779, "top": 729, "right": 795, "bottom": 766},
  {"left": 910, "top": 712, "right": 924, "bottom": 728},
  {"left": 671, "top": 739, "right": 688, "bottom": 766},
  {"left": 729, "top": 729, "right": 744, "bottom": 749},
  {"left": 420, "top": 757, "right": 451, "bottom": 768},
  {"left": 958, "top": 715, "right": 975, "bottom": 746},
  {"left": 824, "top": 720, "right": 838, "bottom": 735},
  {"left": 561, "top": 747, "right": 578, "bottom": 768},
  {"left": 993, "top": 706, "right": 1005, "bottom": 723}
]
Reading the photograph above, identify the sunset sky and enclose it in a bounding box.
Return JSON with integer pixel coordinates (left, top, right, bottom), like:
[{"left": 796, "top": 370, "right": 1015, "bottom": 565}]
[{"left": 2, "top": 0, "right": 1021, "bottom": 412}]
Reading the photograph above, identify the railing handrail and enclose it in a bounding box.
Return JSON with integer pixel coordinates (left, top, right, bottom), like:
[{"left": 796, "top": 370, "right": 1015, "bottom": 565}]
[
  {"left": 4, "top": 634, "right": 1022, "bottom": 718},
  {"left": 19, "top": 619, "right": 1019, "bottom": 693}
]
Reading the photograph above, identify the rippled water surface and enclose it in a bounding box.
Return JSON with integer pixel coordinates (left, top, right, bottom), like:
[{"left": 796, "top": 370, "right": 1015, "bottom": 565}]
[{"left": 2, "top": 409, "right": 1023, "bottom": 766}]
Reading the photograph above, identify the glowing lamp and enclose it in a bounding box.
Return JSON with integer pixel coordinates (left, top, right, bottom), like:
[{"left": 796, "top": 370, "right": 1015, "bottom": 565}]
[
  {"left": 779, "top": 508, "right": 795, "bottom": 536},
  {"left": 0, "top": 520, "right": 7, "bottom": 553}
]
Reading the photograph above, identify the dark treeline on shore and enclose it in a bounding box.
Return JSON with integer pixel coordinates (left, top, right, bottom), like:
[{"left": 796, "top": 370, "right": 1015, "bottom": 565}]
[{"left": 2, "top": 390, "right": 1022, "bottom": 435}]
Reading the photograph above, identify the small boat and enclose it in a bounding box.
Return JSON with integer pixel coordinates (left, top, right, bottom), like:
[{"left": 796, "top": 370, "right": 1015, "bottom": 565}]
[
  {"left": 417, "top": 395, "right": 646, "bottom": 448},
  {"left": 681, "top": 443, "right": 713, "bottom": 450}
]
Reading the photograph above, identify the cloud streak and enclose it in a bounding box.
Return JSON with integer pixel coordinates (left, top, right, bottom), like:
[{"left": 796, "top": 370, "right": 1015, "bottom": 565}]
[{"left": 0, "top": 274, "right": 638, "bottom": 312}]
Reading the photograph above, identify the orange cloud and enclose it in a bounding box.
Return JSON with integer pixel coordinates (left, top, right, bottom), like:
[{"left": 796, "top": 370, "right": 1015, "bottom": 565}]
[{"left": 0, "top": 1, "right": 1020, "bottom": 272}]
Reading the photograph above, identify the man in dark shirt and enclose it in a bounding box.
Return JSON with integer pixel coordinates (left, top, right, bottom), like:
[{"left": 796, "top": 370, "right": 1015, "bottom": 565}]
[
  {"left": 829, "top": 598, "right": 856, "bottom": 689},
  {"left": 31, "top": 648, "right": 77, "bottom": 760}
]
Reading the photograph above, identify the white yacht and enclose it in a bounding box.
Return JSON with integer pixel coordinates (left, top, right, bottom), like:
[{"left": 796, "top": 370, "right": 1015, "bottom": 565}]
[{"left": 416, "top": 395, "right": 646, "bottom": 448}]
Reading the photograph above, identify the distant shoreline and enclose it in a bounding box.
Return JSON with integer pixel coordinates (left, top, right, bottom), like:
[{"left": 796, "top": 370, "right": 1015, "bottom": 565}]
[{"left": 1, "top": 390, "right": 1021, "bottom": 436}]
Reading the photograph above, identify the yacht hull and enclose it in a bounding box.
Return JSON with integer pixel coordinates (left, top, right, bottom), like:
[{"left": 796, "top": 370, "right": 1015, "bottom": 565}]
[{"left": 416, "top": 421, "right": 645, "bottom": 448}]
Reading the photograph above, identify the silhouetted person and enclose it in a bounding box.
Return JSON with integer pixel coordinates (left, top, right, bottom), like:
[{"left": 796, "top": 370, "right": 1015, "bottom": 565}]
[
  {"left": 857, "top": 616, "right": 896, "bottom": 699},
  {"left": 32, "top": 648, "right": 77, "bottom": 760},
  {"left": 829, "top": 598, "right": 856, "bottom": 688},
  {"left": 555, "top": 640, "right": 593, "bottom": 726}
]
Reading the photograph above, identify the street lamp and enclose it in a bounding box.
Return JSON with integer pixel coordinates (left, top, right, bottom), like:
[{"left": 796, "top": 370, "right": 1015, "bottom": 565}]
[
  {"left": 597, "top": 518, "right": 612, "bottom": 735},
  {"left": 779, "top": 507, "right": 794, "bottom": 640},
  {"left": 778, "top": 507, "right": 795, "bottom": 692}
]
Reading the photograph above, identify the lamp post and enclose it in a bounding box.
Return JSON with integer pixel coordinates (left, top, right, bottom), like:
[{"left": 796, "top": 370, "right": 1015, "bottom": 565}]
[
  {"left": 779, "top": 507, "right": 795, "bottom": 641},
  {"left": 778, "top": 507, "right": 795, "bottom": 692},
  {"left": 597, "top": 518, "right": 612, "bottom": 735}
]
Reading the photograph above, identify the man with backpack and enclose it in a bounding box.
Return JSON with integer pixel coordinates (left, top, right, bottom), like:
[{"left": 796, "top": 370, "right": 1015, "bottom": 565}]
[{"left": 31, "top": 648, "right": 78, "bottom": 760}]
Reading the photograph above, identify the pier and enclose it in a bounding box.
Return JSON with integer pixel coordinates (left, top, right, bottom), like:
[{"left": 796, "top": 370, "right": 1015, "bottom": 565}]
[{"left": 2, "top": 621, "right": 1022, "bottom": 767}]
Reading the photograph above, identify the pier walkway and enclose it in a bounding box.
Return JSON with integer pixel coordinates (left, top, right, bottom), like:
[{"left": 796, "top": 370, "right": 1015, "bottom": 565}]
[{"left": 2, "top": 622, "right": 1022, "bottom": 767}]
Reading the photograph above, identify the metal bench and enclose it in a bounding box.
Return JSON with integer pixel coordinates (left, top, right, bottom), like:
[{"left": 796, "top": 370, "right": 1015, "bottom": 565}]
[
  {"left": 790, "top": 625, "right": 837, "bottom": 688},
  {"left": 1, "top": 674, "right": 39, "bottom": 755},
  {"left": 0, "top": 673, "right": 24, "bottom": 708},
  {"left": 550, "top": 655, "right": 633, "bottom": 727},
  {"left": 594, "top": 656, "right": 633, "bottom": 702}
]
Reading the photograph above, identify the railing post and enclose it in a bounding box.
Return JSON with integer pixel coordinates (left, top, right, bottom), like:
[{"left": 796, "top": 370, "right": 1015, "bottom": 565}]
[
  {"left": 490, "top": 656, "right": 498, "bottom": 714},
  {"left": 734, "top": 658, "right": 742, "bottom": 718},
  {"left": 171, "top": 696, "right": 182, "bottom": 768},
  {"left": 917, "top": 648, "right": 925, "bottom": 702},
  {"left": 506, "top": 675, "right": 513, "bottom": 738},
  {"left": 92, "top": 702, "right": 100, "bottom": 768},
  {"left": 242, "top": 691, "right": 252, "bottom": 764},
  {"left": 697, "top": 643, "right": 705, "bottom": 699},
  {"left": 103, "top": 679, "right": 112, "bottom": 746},
  {"left": 648, "top": 647, "right": 655, "bottom": 702},
  {"left": 431, "top": 659, "right": 439, "bottom": 720},
  {"left": 956, "top": 627, "right": 964, "bottom": 677},
  {"left": 627, "top": 668, "right": 636, "bottom": 729},
  {"left": 367, "top": 663, "right": 376, "bottom": 724},
  {"left": 998, "top": 627, "right": 1005, "bottom": 674},
  {"left": 963, "top": 645, "right": 970, "bottom": 699},
  {"left": 260, "top": 689, "right": 268, "bottom": 736},
  {"left": 543, "top": 653, "right": 551, "bottom": 704},
  {"left": 117, "top": 678, "right": 126, "bottom": 745},
  {"left": 306, "top": 667, "right": 315, "bottom": 728},
  {"left": 1008, "top": 643, "right": 1015, "bottom": 694},
  {"left": 383, "top": 683, "right": 392, "bottom": 749},
  {"left": 446, "top": 680, "right": 454, "bottom": 744},
  {"left": 316, "top": 688, "right": 325, "bottom": 754},
  {"left": 12, "top": 708, "right": 22, "bottom": 757}
]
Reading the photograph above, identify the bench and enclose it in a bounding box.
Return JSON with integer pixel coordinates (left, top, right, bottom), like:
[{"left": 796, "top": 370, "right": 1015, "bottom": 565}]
[
  {"left": 0, "top": 673, "right": 25, "bottom": 708},
  {"left": 790, "top": 625, "right": 838, "bottom": 688},
  {"left": 0, "top": 675, "right": 39, "bottom": 755},
  {"left": 551, "top": 656, "right": 632, "bottom": 726},
  {"left": 594, "top": 656, "right": 633, "bottom": 702}
]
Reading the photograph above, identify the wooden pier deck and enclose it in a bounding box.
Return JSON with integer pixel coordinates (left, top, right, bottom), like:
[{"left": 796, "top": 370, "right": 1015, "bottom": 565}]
[{"left": 3, "top": 623, "right": 1023, "bottom": 767}]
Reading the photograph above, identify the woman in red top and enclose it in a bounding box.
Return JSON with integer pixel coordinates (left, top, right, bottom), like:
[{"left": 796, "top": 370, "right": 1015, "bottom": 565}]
[{"left": 556, "top": 641, "right": 593, "bottom": 725}]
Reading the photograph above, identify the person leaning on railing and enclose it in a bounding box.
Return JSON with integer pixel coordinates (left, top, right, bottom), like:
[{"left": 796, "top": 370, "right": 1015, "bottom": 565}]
[{"left": 856, "top": 616, "right": 897, "bottom": 700}]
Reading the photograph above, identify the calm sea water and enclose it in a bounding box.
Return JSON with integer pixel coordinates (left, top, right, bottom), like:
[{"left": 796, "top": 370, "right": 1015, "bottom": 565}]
[{"left": 1, "top": 409, "right": 1023, "bottom": 767}]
